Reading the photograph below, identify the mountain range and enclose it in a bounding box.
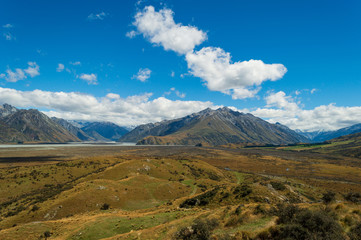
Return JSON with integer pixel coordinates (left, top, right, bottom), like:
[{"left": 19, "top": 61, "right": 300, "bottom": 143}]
[
  {"left": 0, "top": 108, "right": 80, "bottom": 143},
  {"left": 119, "top": 107, "right": 309, "bottom": 146},
  {"left": 0, "top": 104, "right": 129, "bottom": 143},
  {"left": 80, "top": 122, "right": 129, "bottom": 141},
  {"left": 2, "top": 103, "right": 361, "bottom": 146},
  {"left": 298, "top": 124, "right": 361, "bottom": 142}
]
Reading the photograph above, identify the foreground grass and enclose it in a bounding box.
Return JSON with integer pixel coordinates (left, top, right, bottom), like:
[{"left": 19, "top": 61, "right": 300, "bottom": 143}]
[{"left": 0, "top": 145, "right": 361, "bottom": 239}]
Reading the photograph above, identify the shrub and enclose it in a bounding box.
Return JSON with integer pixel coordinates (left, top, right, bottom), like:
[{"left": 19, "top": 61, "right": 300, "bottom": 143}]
[
  {"left": 345, "top": 192, "right": 361, "bottom": 203},
  {"left": 342, "top": 215, "right": 354, "bottom": 226},
  {"left": 179, "top": 188, "right": 218, "bottom": 208},
  {"left": 322, "top": 191, "right": 336, "bottom": 204},
  {"left": 43, "top": 231, "right": 51, "bottom": 239},
  {"left": 173, "top": 218, "right": 219, "bottom": 240},
  {"left": 100, "top": 203, "right": 110, "bottom": 210},
  {"left": 233, "top": 184, "right": 252, "bottom": 198},
  {"left": 234, "top": 205, "right": 243, "bottom": 215},
  {"left": 253, "top": 204, "right": 267, "bottom": 215},
  {"left": 274, "top": 204, "right": 302, "bottom": 224},
  {"left": 270, "top": 181, "right": 286, "bottom": 191},
  {"left": 266, "top": 204, "right": 345, "bottom": 240},
  {"left": 31, "top": 205, "right": 40, "bottom": 212}
]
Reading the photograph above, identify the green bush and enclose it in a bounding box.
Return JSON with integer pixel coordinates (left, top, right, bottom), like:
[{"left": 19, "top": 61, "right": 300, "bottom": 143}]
[
  {"left": 233, "top": 184, "right": 252, "bottom": 198},
  {"left": 173, "top": 218, "right": 219, "bottom": 240},
  {"left": 322, "top": 191, "right": 336, "bottom": 204},
  {"left": 179, "top": 188, "right": 218, "bottom": 208},
  {"left": 345, "top": 192, "right": 361, "bottom": 203},
  {"left": 100, "top": 203, "right": 110, "bottom": 210},
  {"left": 267, "top": 204, "right": 345, "bottom": 240},
  {"left": 270, "top": 181, "right": 286, "bottom": 191}
]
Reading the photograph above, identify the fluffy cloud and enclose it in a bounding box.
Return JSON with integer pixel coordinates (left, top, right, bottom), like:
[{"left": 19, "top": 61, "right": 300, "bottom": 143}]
[
  {"left": 87, "top": 12, "right": 108, "bottom": 21},
  {"left": 133, "top": 68, "right": 151, "bottom": 82},
  {"left": 0, "top": 62, "right": 40, "bottom": 82},
  {"left": 251, "top": 91, "right": 361, "bottom": 131},
  {"left": 265, "top": 91, "right": 299, "bottom": 112},
  {"left": 0, "top": 87, "right": 215, "bottom": 127},
  {"left": 186, "top": 47, "right": 287, "bottom": 99},
  {"left": 130, "top": 6, "right": 207, "bottom": 55},
  {"left": 24, "top": 62, "right": 40, "bottom": 77},
  {"left": 78, "top": 73, "right": 98, "bottom": 85},
  {"left": 130, "top": 6, "right": 286, "bottom": 100},
  {"left": 56, "top": 63, "right": 65, "bottom": 72},
  {"left": 230, "top": 88, "right": 260, "bottom": 100}
]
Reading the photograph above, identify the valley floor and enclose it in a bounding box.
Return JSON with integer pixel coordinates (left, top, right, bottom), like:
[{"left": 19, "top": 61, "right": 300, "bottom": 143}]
[{"left": 0, "top": 145, "right": 360, "bottom": 239}]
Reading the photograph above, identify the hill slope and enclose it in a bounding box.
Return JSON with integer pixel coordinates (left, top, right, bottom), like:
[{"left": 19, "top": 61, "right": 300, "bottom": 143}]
[
  {"left": 2, "top": 109, "right": 80, "bottom": 143},
  {"left": 120, "top": 107, "right": 308, "bottom": 146}
]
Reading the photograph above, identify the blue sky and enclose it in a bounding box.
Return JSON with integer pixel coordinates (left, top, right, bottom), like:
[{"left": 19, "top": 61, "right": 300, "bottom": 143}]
[{"left": 0, "top": 0, "right": 360, "bottom": 131}]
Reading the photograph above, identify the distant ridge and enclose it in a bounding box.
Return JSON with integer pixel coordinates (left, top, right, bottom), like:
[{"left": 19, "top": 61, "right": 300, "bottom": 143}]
[
  {"left": 119, "top": 107, "right": 309, "bottom": 146},
  {"left": 51, "top": 117, "right": 94, "bottom": 141},
  {"left": 81, "top": 122, "right": 129, "bottom": 141},
  {"left": 298, "top": 123, "right": 361, "bottom": 142}
]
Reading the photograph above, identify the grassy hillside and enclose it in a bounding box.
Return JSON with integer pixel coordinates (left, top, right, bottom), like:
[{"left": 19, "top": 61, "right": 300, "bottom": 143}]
[
  {"left": 278, "top": 131, "right": 361, "bottom": 159},
  {"left": 0, "top": 145, "right": 360, "bottom": 239}
]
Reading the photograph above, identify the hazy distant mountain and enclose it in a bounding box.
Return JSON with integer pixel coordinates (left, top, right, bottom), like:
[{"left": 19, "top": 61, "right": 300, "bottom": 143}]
[
  {"left": 1, "top": 109, "right": 80, "bottom": 143},
  {"left": 120, "top": 107, "right": 309, "bottom": 146},
  {"left": 81, "top": 122, "right": 129, "bottom": 141},
  {"left": 68, "top": 120, "right": 92, "bottom": 129},
  {"left": 298, "top": 123, "right": 361, "bottom": 142},
  {"left": 315, "top": 131, "right": 361, "bottom": 158},
  {"left": 51, "top": 117, "right": 94, "bottom": 141},
  {"left": 0, "top": 103, "right": 18, "bottom": 117}
]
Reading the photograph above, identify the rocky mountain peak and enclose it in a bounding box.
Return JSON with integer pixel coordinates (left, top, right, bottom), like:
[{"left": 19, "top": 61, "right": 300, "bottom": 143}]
[{"left": 0, "top": 103, "right": 18, "bottom": 117}]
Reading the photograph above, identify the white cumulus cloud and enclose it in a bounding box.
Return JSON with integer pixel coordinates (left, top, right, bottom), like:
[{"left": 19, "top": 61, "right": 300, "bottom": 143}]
[
  {"left": 130, "top": 6, "right": 207, "bottom": 55},
  {"left": 186, "top": 47, "right": 287, "bottom": 99},
  {"left": 24, "top": 62, "right": 40, "bottom": 77},
  {"left": 265, "top": 91, "right": 299, "bottom": 112},
  {"left": 133, "top": 68, "right": 151, "bottom": 82},
  {"left": 0, "top": 62, "right": 40, "bottom": 82},
  {"left": 130, "top": 6, "right": 286, "bottom": 100},
  {"left": 0, "top": 87, "right": 215, "bottom": 127},
  {"left": 251, "top": 91, "right": 361, "bottom": 132},
  {"left": 78, "top": 73, "right": 98, "bottom": 85}
]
